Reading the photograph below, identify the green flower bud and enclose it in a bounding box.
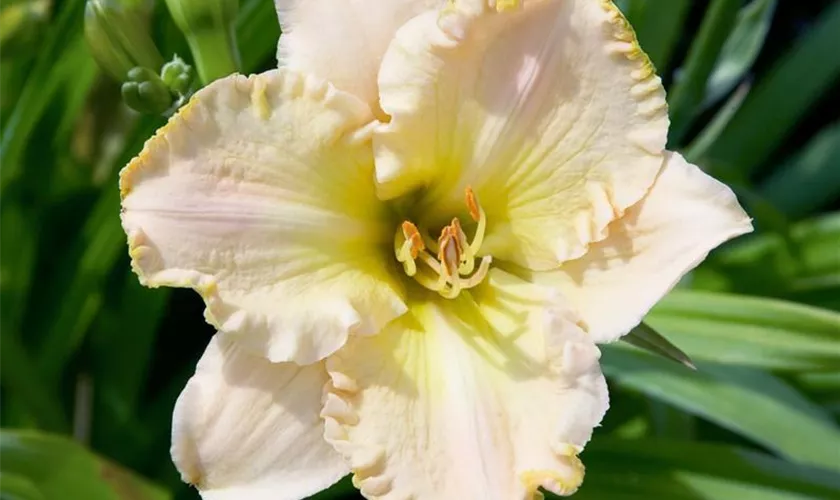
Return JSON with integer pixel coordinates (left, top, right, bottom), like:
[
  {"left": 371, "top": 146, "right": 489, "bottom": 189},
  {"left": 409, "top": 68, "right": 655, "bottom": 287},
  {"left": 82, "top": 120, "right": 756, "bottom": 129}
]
[
  {"left": 160, "top": 55, "right": 194, "bottom": 96},
  {"left": 84, "top": 0, "right": 164, "bottom": 81},
  {"left": 164, "top": 0, "right": 240, "bottom": 84},
  {"left": 0, "top": 0, "right": 49, "bottom": 60},
  {"left": 121, "top": 67, "right": 173, "bottom": 114}
]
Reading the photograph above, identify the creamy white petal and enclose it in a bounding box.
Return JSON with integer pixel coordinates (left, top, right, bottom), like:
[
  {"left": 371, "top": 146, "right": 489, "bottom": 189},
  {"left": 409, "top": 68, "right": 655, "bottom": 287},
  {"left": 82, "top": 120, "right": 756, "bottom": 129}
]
[
  {"left": 375, "top": 0, "right": 669, "bottom": 270},
  {"left": 172, "top": 335, "right": 348, "bottom": 500},
  {"left": 120, "top": 69, "right": 406, "bottom": 364},
  {"left": 275, "top": 0, "right": 440, "bottom": 117},
  {"left": 528, "top": 152, "right": 753, "bottom": 343},
  {"left": 322, "top": 270, "right": 608, "bottom": 499}
]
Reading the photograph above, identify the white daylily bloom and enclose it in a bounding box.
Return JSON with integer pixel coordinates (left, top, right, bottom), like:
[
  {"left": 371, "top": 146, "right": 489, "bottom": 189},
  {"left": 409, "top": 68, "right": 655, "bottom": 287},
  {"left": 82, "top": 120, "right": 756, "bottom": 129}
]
[{"left": 119, "top": 0, "right": 752, "bottom": 499}]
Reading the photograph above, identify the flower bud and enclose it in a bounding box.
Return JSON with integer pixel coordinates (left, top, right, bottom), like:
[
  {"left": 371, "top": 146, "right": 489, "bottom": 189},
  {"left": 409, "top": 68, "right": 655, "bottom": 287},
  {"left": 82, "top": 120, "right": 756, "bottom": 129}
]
[
  {"left": 160, "top": 55, "right": 194, "bottom": 96},
  {"left": 1, "top": 1, "right": 49, "bottom": 59},
  {"left": 121, "top": 67, "right": 173, "bottom": 115},
  {"left": 84, "top": 0, "right": 164, "bottom": 81},
  {"left": 164, "top": 0, "right": 240, "bottom": 84}
]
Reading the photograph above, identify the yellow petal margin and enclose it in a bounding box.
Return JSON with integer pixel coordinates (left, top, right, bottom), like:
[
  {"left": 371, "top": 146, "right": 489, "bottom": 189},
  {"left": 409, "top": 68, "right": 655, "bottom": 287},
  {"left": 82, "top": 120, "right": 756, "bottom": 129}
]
[
  {"left": 374, "top": 0, "right": 669, "bottom": 270},
  {"left": 120, "top": 69, "right": 406, "bottom": 365},
  {"left": 322, "top": 270, "right": 608, "bottom": 499}
]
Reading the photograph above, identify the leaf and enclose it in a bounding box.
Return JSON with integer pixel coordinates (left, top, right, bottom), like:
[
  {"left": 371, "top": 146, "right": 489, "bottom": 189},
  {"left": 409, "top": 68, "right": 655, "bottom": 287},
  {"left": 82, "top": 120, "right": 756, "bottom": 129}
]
[
  {"left": 600, "top": 346, "right": 840, "bottom": 471},
  {"left": 621, "top": 322, "right": 695, "bottom": 369},
  {"left": 620, "top": 0, "right": 691, "bottom": 74},
  {"left": 0, "top": 0, "right": 87, "bottom": 192},
  {"left": 570, "top": 438, "right": 840, "bottom": 500},
  {"left": 666, "top": 0, "right": 741, "bottom": 145},
  {"left": 697, "top": 212, "right": 840, "bottom": 309},
  {"left": 0, "top": 471, "right": 46, "bottom": 500},
  {"left": 0, "top": 333, "right": 67, "bottom": 432},
  {"left": 643, "top": 290, "right": 840, "bottom": 371},
  {"left": 704, "top": 0, "right": 776, "bottom": 108},
  {"left": 30, "top": 118, "right": 160, "bottom": 384},
  {"left": 0, "top": 430, "right": 171, "bottom": 500},
  {"left": 236, "top": 0, "right": 281, "bottom": 73},
  {"left": 684, "top": 81, "right": 751, "bottom": 163},
  {"left": 704, "top": 1, "right": 840, "bottom": 176},
  {"left": 760, "top": 121, "right": 840, "bottom": 218}
]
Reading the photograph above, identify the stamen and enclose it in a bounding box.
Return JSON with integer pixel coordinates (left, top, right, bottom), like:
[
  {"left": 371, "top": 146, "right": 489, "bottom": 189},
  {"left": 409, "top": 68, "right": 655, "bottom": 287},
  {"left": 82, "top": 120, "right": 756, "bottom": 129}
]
[
  {"left": 465, "top": 187, "right": 486, "bottom": 254},
  {"left": 402, "top": 221, "right": 424, "bottom": 258},
  {"left": 395, "top": 221, "right": 424, "bottom": 276},
  {"left": 392, "top": 189, "right": 492, "bottom": 299}
]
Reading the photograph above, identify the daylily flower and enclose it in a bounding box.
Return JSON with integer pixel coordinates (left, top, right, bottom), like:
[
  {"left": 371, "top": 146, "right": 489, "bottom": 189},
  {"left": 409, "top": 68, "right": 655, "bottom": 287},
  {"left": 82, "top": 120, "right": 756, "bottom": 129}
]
[{"left": 119, "top": 0, "right": 752, "bottom": 499}]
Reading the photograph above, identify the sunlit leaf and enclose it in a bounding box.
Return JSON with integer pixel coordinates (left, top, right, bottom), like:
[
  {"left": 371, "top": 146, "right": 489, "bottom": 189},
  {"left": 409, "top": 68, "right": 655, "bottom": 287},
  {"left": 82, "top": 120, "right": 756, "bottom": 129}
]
[
  {"left": 571, "top": 438, "right": 840, "bottom": 499},
  {"left": 0, "top": 430, "right": 171, "bottom": 500},
  {"left": 704, "top": 0, "right": 776, "bottom": 107},
  {"left": 704, "top": 1, "right": 840, "bottom": 175},
  {"left": 601, "top": 347, "right": 840, "bottom": 471},
  {"left": 643, "top": 290, "right": 840, "bottom": 371}
]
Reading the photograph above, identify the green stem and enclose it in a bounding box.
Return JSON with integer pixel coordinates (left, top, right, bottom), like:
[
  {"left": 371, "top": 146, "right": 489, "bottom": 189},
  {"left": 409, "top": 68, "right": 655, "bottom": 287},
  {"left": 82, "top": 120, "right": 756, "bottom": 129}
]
[{"left": 186, "top": 26, "right": 241, "bottom": 84}]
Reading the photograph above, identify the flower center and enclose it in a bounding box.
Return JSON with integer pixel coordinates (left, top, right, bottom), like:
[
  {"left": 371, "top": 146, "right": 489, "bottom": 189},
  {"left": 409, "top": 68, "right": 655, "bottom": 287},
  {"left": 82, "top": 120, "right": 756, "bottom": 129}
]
[{"left": 393, "top": 187, "right": 491, "bottom": 299}]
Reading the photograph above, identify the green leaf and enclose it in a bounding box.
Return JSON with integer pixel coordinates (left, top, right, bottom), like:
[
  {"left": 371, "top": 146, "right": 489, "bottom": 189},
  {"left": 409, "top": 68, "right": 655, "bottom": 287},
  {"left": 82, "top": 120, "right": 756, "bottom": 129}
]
[
  {"left": 236, "top": 0, "right": 281, "bottom": 73},
  {"left": 697, "top": 212, "right": 840, "bottom": 309},
  {"left": 571, "top": 438, "right": 840, "bottom": 499},
  {"left": 620, "top": 0, "right": 691, "bottom": 74},
  {"left": 704, "top": 0, "right": 776, "bottom": 107},
  {"left": 666, "top": 0, "right": 740, "bottom": 145},
  {"left": 643, "top": 290, "right": 840, "bottom": 371},
  {"left": 760, "top": 121, "right": 840, "bottom": 218},
  {"left": 684, "top": 81, "right": 751, "bottom": 163},
  {"left": 0, "top": 0, "right": 87, "bottom": 192},
  {"left": 621, "top": 322, "right": 695, "bottom": 369},
  {"left": 31, "top": 118, "right": 160, "bottom": 384},
  {"left": 704, "top": 1, "right": 840, "bottom": 176},
  {"left": 0, "top": 472, "right": 46, "bottom": 500},
  {"left": 0, "top": 334, "right": 67, "bottom": 432},
  {"left": 0, "top": 430, "right": 170, "bottom": 500},
  {"left": 601, "top": 346, "right": 840, "bottom": 471}
]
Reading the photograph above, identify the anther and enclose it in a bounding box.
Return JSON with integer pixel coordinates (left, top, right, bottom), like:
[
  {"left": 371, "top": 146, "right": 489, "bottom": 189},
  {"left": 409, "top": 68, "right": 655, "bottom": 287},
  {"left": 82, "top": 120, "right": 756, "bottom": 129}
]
[
  {"left": 465, "top": 186, "right": 481, "bottom": 222},
  {"left": 395, "top": 221, "right": 424, "bottom": 276}
]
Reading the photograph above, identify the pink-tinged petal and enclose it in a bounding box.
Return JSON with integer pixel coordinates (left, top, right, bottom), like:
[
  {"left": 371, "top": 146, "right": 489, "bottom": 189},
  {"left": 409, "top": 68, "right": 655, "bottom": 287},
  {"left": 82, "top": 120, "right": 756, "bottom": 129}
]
[
  {"left": 530, "top": 152, "right": 753, "bottom": 343},
  {"left": 120, "top": 69, "right": 406, "bottom": 365},
  {"left": 275, "top": 0, "right": 440, "bottom": 117},
  {"left": 322, "top": 270, "right": 608, "bottom": 499},
  {"left": 374, "top": 0, "right": 669, "bottom": 270},
  {"left": 172, "top": 335, "right": 348, "bottom": 500}
]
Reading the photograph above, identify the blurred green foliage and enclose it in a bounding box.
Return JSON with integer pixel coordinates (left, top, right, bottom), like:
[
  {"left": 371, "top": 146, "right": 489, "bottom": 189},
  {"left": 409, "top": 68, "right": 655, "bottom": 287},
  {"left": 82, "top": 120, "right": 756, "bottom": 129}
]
[{"left": 1, "top": 0, "right": 839, "bottom": 499}]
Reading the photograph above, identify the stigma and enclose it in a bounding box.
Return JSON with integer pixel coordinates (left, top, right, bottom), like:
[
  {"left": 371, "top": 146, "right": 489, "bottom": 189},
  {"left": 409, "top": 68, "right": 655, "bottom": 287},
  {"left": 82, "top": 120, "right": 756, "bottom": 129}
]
[{"left": 394, "top": 187, "right": 491, "bottom": 299}]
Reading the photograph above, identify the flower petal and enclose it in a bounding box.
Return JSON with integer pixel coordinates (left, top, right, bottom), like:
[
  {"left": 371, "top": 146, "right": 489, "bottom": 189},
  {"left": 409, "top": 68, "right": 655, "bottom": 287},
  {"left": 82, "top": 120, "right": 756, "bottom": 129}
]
[
  {"left": 274, "top": 0, "right": 440, "bottom": 117},
  {"left": 374, "top": 0, "right": 669, "bottom": 270},
  {"left": 172, "top": 335, "right": 348, "bottom": 500},
  {"left": 323, "top": 270, "right": 608, "bottom": 499},
  {"left": 526, "top": 152, "right": 753, "bottom": 343},
  {"left": 120, "top": 69, "right": 406, "bottom": 364}
]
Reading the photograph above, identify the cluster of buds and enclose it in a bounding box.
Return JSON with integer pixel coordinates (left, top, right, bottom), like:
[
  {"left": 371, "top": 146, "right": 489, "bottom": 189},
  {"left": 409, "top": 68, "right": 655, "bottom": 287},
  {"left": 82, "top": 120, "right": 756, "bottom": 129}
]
[{"left": 83, "top": 0, "right": 239, "bottom": 115}]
